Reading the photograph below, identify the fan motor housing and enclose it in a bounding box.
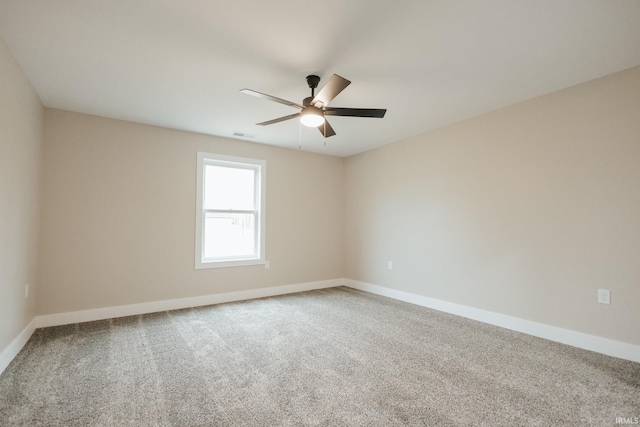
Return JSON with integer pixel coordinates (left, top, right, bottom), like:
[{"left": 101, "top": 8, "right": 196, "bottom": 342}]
[{"left": 302, "top": 96, "right": 313, "bottom": 107}]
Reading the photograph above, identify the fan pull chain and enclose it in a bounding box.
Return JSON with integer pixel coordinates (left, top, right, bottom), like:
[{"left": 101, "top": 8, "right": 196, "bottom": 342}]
[
  {"left": 323, "top": 119, "right": 326, "bottom": 147},
  {"left": 299, "top": 119, "right": 302, "bottom": 150}
]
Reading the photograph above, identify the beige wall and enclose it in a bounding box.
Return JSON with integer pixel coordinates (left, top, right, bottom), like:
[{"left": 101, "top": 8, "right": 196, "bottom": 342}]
[
  {"left": 345, "top": 66, "right": 640, "bottom": 345},
  {"left": 0, "top": 39, "right": 43, "bottom": 350},
  {"left": 38, "top": 110, "right": 344, "bottom": 314}
]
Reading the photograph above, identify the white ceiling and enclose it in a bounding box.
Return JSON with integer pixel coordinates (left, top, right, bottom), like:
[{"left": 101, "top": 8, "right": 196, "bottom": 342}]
[{"left": 1, "top": 1, "right": 639, "bottom": 157}]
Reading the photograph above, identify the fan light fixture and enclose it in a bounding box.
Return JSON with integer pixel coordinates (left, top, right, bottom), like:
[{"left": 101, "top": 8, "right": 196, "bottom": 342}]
[{"left": 300, "top": 106, "right": 325, "bottom": 127}]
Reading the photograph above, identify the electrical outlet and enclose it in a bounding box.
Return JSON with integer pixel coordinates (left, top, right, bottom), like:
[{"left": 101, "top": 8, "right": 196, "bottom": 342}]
[
  {"left": 388, "top": 261, "right": 393, "bottom": 270},
  {"left": 25, "top": 284, "right": 29, "bottom": 298},
  {"left": 597, "top": 289, "right": 610, "bottom": 304},
  {"left": 264, "top": 261, "right": 270, "bottom": 269}
]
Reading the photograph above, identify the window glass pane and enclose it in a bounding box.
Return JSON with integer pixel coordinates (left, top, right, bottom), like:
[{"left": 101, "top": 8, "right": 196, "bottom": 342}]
[
  {"left": 203, "top": 212, "right": 256, "bottom": 259},
  {"left": 204, "top": 165, "right": 255, "bottom": 210}
]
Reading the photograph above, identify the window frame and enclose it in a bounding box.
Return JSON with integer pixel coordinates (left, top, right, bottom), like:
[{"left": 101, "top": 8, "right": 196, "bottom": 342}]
[{"left": 195, "top": 152, "right": 266, "bottom": 269}]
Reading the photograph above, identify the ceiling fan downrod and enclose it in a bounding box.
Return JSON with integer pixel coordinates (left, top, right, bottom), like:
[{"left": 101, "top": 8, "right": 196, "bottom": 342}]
[{"left": 306, "top": 75, "right": 321, "bottom": 98}]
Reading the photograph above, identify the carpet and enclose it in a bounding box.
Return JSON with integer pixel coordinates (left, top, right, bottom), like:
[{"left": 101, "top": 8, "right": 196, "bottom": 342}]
[{"left": 1, "top": 287, "right": 638, "bottom": 426}]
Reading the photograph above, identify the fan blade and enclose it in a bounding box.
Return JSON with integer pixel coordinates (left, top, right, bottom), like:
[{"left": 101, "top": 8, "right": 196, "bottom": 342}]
[
  {"left": 311, "top": 75, "right": 351, "bottom": 107},
  {"left": 240, "top": 89, "right": 303, "bottom": 109},
  {"left": 317, "top": 120, "right": 336, "bottom": 138},
  {"left": 324, "top": 107, "right": 386, "bottom": 118},
  {"left": 256, "top": 113, "right": 300, "bottom": 126}
]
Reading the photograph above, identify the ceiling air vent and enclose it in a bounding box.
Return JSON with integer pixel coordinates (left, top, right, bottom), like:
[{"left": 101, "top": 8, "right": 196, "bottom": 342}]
[{"left": 233, "top": 132, "right": 256, "bottom": 139}]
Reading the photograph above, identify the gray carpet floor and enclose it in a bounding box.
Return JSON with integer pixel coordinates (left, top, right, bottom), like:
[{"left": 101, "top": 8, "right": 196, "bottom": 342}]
[{"left": 0, "top": 287, "right": 638, "bottom": 426}]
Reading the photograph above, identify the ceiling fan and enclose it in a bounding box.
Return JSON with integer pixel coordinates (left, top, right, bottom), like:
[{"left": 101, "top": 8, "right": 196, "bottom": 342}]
[{"left": 240, "top": 74, "right": 386, "bottom": 138}]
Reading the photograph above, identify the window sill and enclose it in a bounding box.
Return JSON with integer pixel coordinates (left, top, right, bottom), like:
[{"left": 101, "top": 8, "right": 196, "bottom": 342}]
[{"left": 195, "top": 258, "right": 266, "bottom": 270}]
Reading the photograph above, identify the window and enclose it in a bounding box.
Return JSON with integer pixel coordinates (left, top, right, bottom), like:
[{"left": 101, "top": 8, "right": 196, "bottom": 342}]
[{"left": 195, "top": 152, "right": 266, "bottom": 269}]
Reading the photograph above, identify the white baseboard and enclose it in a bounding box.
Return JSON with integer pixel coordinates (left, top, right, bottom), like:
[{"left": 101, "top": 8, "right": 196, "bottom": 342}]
[
  {"left": 4, "top": 277, "right": 636, "bottom": 379},
  {"left": 345, "top": 279, "right": 640, "bottom": 364},
  {"left": 37, "top": 278, "right": 345, "bottom": 328},
  {"left": 0, "top": 318, "right": 38, "bottom": 376},
  {"left": 0, "top": 279, "right": 343, "bottom": 375}
]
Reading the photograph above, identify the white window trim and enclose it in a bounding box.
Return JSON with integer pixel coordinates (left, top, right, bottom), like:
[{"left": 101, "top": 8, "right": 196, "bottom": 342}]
[{"left": 195, "top": 152, "right": 266, "bottom": 269}]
